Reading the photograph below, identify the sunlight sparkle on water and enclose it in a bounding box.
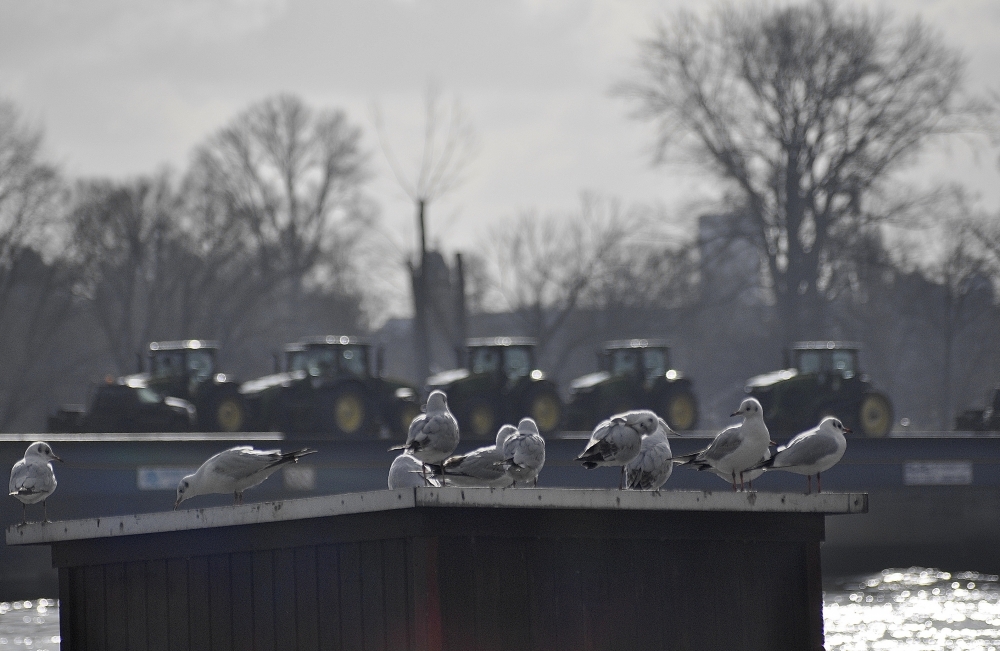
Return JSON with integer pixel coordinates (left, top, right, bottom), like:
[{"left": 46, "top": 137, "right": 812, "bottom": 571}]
[
  {"left": 0, "top": 600, "right": 59, "bottom": 649},
  {"left": 824, "top": 568, "right": 1000, "bottom": 650}
]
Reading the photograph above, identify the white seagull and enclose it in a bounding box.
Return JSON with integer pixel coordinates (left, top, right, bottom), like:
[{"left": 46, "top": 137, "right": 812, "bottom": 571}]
[
  {"left": 674, "top": 397, "right": 771, "bottom": 491},
  {"left": 174, "top": 446, "right": 316, "bottom": 508},
  {"left": 430, "top": 424, "right": 516, "bottom": 488},
  {"left": 713, "top": 447, "right": 771, "bottom": 490},
  {"left": 389, "top": 390, "right": 460, "bottom": 467},
  {"left": 624, "top": 417, "right": 674, "bottom": 493},
  {"left": 576, "top": 410, "right": 659, "bottom": 488},
  {"left": 9, "top": 442, "right": 62, "bottom": 525},
  {"left": 388, "top": 452, "right": 441, "bottom": 489},
  {"left": 502, "top": 418, "right": 546, "bottom": 487},
  {"left": 749, "top": 416, "right": 850, "bottom": 493}
]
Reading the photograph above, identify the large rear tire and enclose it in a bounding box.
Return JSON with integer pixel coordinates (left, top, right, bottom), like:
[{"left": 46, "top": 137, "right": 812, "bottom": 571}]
[
  {"left": 329, "top": 385, "right": 369, "bottom": 437},
  {"left": 662, "top": 390, "right": 698, "bottom": 431},
  {"left": 528, "top": 388, "right": 562, "bottom": 435},
  {"left": 213, "top": 394, "right": 247, "bottom": 432},
  {"left": 858, "top": 393, "right": 893, "bottom": 438},
  {"left": 463, "top": 398, "right": 497, "bottom": 439}
]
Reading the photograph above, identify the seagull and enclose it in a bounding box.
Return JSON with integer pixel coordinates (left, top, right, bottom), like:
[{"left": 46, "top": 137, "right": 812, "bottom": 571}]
[
  {"left": 9, "top": 442, "right": 62, "bottom": 525},
  {"left": 174, "top": 446, "right": 317, "bottom": 508},
  {"left": 389, "top": 390, "right": 460, "bottom": 468},
  {"left": 576, "top": 410, "right": 659, "bottom": 488},
  {"left": 624, "top": 418, "right": 674, "bottom": 493},
  {"left": 673, "top": 397, "right": 771, "bottom": 491},
  {"left": 388, "top": 452, "right": 440, "bottom": 489},
  {"left": 429, "top": 424, "right": 516, "bottom": 488},
  {"left": 712, "top": 447, "right": 770, "bottom": 490},
  {"left": 501, "top": 418, "right": 546, "bottom": 487},
  {"left": 749, "top": 416, "right": 850, "bottom": 493}
]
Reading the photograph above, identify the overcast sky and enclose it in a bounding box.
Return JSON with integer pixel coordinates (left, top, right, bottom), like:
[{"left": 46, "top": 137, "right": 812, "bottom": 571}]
[{"left": 2, "top": 0, "right": 998, "bottom": 314}]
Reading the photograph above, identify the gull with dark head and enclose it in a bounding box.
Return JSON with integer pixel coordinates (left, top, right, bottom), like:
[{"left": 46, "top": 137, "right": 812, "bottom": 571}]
[
  {"left": 9, "top": 442, "right": 62, "bottom": 525},
  {"left": 389, "top": 390, "right": 460, "bottom": 467},
  {"left": 502, "top": 418, "right": 546, "bottom": 487},
  {"left": 674, "top": 397, "right": 771, "bottom": 491},
  {"left": 429, "top": 424, "right": 516, "bottom": 488},
  {"left": 624, "top": 417, "right": 674, "bottom": 493},
  {"left": 388, "top": 452, "right": 440, "bottom": 488},
  {"left": 749, "top": 416, "right": 850, "bottom": 493},
  {"left": 175, "top": 446, "right": 316, "bottom": 508},
  {"left": 577, "top": 409, "right": 659, "bottom": 488}
]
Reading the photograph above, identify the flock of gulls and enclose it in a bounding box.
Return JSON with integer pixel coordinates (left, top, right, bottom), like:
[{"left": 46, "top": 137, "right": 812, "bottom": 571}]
[
  {"left": 387, "top": 391, "right": 849, "bottom": 495},
  {"left": 7, "top": 390, "right": 849, "bottom": 525}
]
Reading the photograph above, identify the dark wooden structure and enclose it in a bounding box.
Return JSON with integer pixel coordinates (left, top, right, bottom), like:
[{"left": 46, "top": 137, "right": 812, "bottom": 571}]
[{"left": 8, "top": 487, "right": 865, "bottom": 651}]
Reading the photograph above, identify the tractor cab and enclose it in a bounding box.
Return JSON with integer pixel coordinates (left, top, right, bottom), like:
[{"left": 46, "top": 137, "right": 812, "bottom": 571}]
[
  {"left": 600, "top": 340, "right": 673, "bottom": 386},
  {"left": 284, "top": 336, "right": 372, "bottom": 381},
  {"left": 147, "top": 340, "right": 220, "bottom": 397},
  {"left": 425, "top": 337, "right": 562, "bottom": 438}
]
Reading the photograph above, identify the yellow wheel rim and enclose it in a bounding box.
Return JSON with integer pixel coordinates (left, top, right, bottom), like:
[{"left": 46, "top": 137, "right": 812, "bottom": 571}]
[
  {"left": 401, "top": 405, "right": 421, "bottom": 433},
  {"left": 217, "top": 399, "right": 244, "bottom": 432},
  {"left": 532, "top": 394, "right": 560, "bottom": 432},
  {"left": 668, "top": 395, "right": 696, "bottom": 431},
  {"left": 335, "top": 393, "right": 365, "bottom": 433},
  {"left": 470, "top": 405, "right": 494, "bottom": 438},
  {"left": 860, "top": 395, "right": 892, "bottom": 438}
]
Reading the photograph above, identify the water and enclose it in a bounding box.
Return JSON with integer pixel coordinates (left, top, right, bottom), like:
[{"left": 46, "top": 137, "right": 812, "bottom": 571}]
[
  {"left": 4, "top": 568, "right": 998, "bottom": 649},
  {"left": 0, "top": 600, "right": 60, "bottom": 650},
  {"left": 824, "top": 568, "right": 1000, "bottom": 650}
]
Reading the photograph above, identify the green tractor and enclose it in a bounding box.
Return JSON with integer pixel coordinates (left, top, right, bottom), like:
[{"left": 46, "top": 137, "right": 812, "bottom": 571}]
[
  {"left": 120, "top": 340, "right": 247, "bottom": 432},
  {"left": 425, "top": 337, "right": 563, "bottom": 439},
  {"left": 745, "top": 341, "right": 894, "bottom": 438},
  {"left": 240, "top": 336, "right": 421, "bottom": 438},
  {"left": 564, "top": 339, "right": 699, "bottom": 432}
]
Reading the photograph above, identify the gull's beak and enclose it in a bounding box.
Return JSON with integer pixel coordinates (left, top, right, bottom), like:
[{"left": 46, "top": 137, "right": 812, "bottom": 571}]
[
  {"left": 730, "top": 411, "right": 740, "bottom": 417},
  {"left": 770, "top": 440, "right": 777, "bottom": 446},
  {"left": 843, "top": 427, "right": 853, "bottom": 434},
  {"left": 173, "top": 499, "right": 181, "bottom": 511},
  {"left": 53, "top": 455, "right": 63, "bottom": 463}
]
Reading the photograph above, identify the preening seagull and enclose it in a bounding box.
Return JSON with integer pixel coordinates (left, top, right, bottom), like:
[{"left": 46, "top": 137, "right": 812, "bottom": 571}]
[
  {"left": 749, "top": 416, "right": 850, "bottom": 493},
  {"left": 674, "top": 397, "right": 771, "bottom": 491},
  {"left": 389, "top": 390, "right": 460, "bottom": 466},
  {"left": 388, "top": 452, "right": 441, "bottom": 489},
  {"left": 502, "top": 418, "right": 546, "bottom": 487},
  {"left": 576, "top": 410, "right": 659, "bottom": 488},
  {"left": 174, "top": 446, "right": 316, "bottom": 508},
  {"left": 9, "top": 441, "right": 62, "bottom": 525},
  {"left": 429, "top": 424, "right": 516, "bottom": 488},
  {"left": 624, "top": 418, "right": 674, "bottom": 493}
]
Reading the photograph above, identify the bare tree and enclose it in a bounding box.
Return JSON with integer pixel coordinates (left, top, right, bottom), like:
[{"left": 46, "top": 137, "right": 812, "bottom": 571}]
[
  {"left": 0, "top": 100, "right": 73, "bottom": 429},
  {"left": 68, "top": 174, "right": 181, "bottom": 372},
  {"left": 183, "top": 94, "right": 374, "bottom": 357},
  {"left": 488, "top": 195, "right": 645, "bottom": 374},
  {"left": 373, "top": 85, "right": 477, "bottom": 378},
  {"left": 619, "top": 0, "right": 989, "bottom": 344}
]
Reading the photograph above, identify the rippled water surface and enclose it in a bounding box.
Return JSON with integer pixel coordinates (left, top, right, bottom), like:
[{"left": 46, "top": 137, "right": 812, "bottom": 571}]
[
  {"left": 3, "top": 568, "right": 999, "bottom": 649},
  {"left": 824, "top": 568, "right": 1000, "bottom": 650},
  {"left": 0, "top": 600, "right": 60, "bottom": 650}
]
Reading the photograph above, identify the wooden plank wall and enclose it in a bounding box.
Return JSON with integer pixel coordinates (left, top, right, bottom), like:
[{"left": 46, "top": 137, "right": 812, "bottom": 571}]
[
  {"left": 58, "top": 533, "right": 821, "bottom": 651},
  {"left": 60, "top": 538, "right": 418, "bottom": 651}
]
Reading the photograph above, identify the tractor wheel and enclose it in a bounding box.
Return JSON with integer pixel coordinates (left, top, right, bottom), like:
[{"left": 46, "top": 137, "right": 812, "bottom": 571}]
[
  {"left": 528, "top": 388, "right": 562, "bottom": 435},
  {"left": 662, "top": 391, "right": 698, "bottom": 431},
  {"left": 398, "top": 402, "right": 422, "bottom": 437},
  {"left": 213, "top": 394, "right": 247, "bottom": 432},
  {"left": 329, "top": 386, "right": 369, "bottom": 437},
  {"left": 858, "top": 393, "right": 893, "bottom": 438},
  {"left": 463, "top": 399, "right": 496, "bottom": 439}
]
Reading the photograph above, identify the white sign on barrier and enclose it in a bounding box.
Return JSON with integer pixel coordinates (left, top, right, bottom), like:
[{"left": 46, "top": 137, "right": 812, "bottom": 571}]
[
  {"left": 903, "top": 461, "right": 973, "bottom": 486},
  {"left": 137, "top": 467, "right": 198, "bottom": 491}
]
